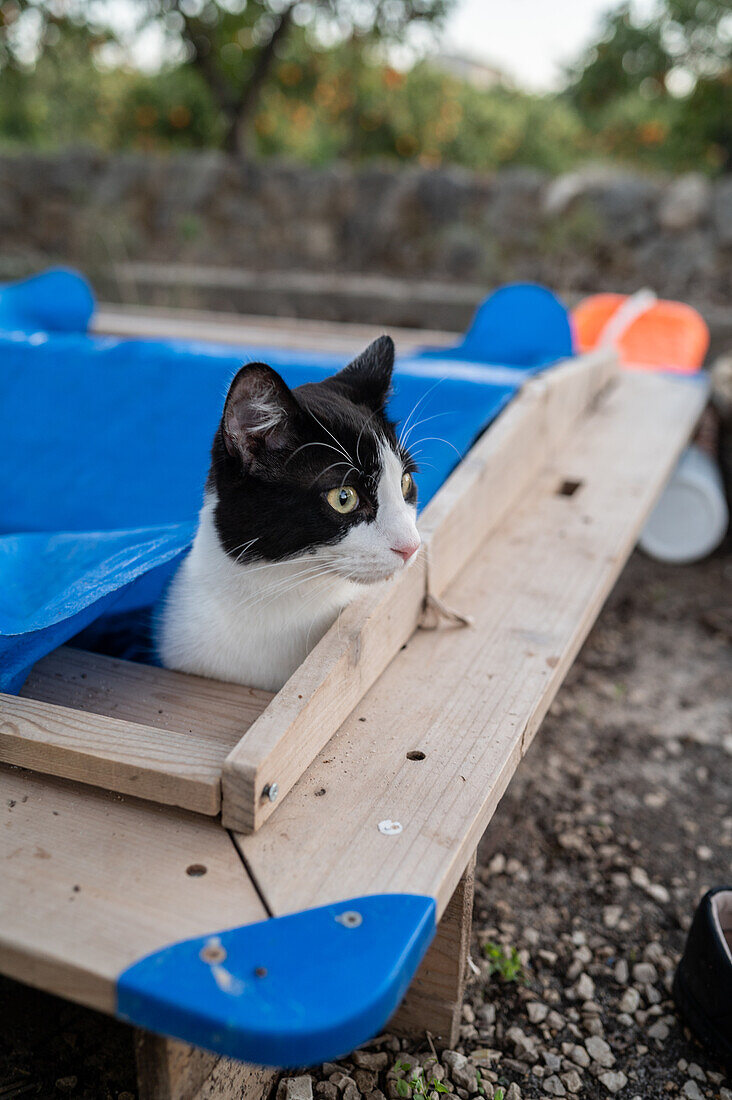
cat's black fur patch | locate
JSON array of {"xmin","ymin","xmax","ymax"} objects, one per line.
[{"xmin": 208, "ymin": 336, "xmax": 417, "ymax": 564}]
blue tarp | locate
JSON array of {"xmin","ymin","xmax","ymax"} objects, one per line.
[{"xmin": 0, "ymin": 270, "xmax": 573, "ymax": 693}]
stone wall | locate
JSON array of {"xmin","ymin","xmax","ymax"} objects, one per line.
[{"xmin": 0, "ymin": 150, "xmax": 730, "ymax": 319}]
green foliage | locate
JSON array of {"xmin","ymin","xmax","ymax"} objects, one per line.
[
  {"xmin": 239, "ymin": 39, "xmax": 589, "ymax": 171},
  {"xmin": 481, "ymin": 940, "xmax": 525, "ymax": 983},
  {"xmin": 0, "ymin": 15, "xmax": 118, "ymax": 148},
  {"xmin": 565, "ymin": 0, "xmax": 731, "ymax": 171},
  {"xmin": 114, "ymin": 66, "xmax": 225, "ymax": 151},
  {"xmin": 394, "ymin": 1059, "xmax": 450, "ymax": 1098},
  {"xmin": 0, "ymin": 0, "xmax": 729, "ymax": 172}
]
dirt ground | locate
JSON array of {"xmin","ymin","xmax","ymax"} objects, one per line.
[{"xmin": 1, "ymin": 549, "xmax": 730, "ymax": 1100}]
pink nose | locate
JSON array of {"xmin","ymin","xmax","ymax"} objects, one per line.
[{"xmin": 391, "ymin": 540, "xmax": 420, "ymax": 563}]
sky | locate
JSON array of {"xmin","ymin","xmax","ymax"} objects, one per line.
[{"xmin": 438, "ymin": 0, "xmax": 657, "ymax": 91}]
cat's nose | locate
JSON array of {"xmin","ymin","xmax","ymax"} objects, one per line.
[{"xmin": 391, "ymin": 539, "xmax": 420, "ymax": 563}]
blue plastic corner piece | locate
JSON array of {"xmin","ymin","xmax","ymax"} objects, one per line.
[
  {"xmin": 117, "ymin": 893, "xmax": 436, "ymax": 1068},
  {"xmin": 420, "ymin": 282, "xmax": 574, "ymax": 369},
  {"xmin": 0, "ymin": 267, "xmax": 95, "ymax": 334}
]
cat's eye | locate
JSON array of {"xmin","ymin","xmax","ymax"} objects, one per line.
[
  {"xmin": 401, "ymin": 472, "xmax": 414, "ymax": 498},
  {"xmin": 327, "ymin": 486, "xmax": 359, "ymax": 514}
]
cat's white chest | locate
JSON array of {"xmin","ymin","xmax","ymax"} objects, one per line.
[{"xmin": 156, "ymin": 500, "xmax": 360, "ymax": 692}]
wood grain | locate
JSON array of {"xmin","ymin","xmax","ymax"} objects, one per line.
[
  {"xmin": 221, "ymin": 555, "xmax": 426, "ymax": 832},
  {"xmin": 391, "ymin": 855, "xmax": 476, "ymax": 1048},
  {"xmin": 235, "ymin": 371, "xmax": 706, "ymax": 921},
  {"xmin": 94, "ymin": 303, "xmax": 457, "ymax": 356},
  {"xmin": 0, "ymin": 766, "xmax": 266, "ymax": 1013},
  {"xmin": 135, "ymin": 1032, "xmax": 277, "ymax": 1100},
  {"xmin": 2, "ymin": 649, "xmax": 272, "ymax": 814},
  {"xmin": 420, "ymin": 347, "xmax": 616, "ymax": 597},
  {"xmin": 22, "ymin": 647, "xmax": 272, "ymax": 738}
]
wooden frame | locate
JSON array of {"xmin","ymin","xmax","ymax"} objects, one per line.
[
  {"xmin": 0, "ymin": 343, "xmax": 616, "ymax": 832},
  {"xmin": 0, "ymin": 354, "xmax": 707, "ymax": 1085}
]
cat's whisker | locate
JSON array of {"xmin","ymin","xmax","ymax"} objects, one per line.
[
  {"xmin": 404, "ymin": 449, "xmax": 437, "ymax": 472},
  {"xmin": 405, "ymin": 434, "xmax": 462, "ymax": 459},
  {"xmin": 397, "ymin": 378, "xmax": 447, "ymax": 450},
  {"xmin": 355, "ymin": 410, "xmax": 378, "ymax": 466},
  {"xmin": 229, "ymin": 557, "xmax": 340, "ymax": 593},
  {"xmin": 224, "ymin": 549, "xmax": 344, "ymax": 579},
  {"xmin": 400, "ymin": 411, "xmax": 452, "ymax": 449},
  {"xmin": 310, "ymin": 461, "xmax": 358, "ymax": 489},
  {"xmin": 307, "ymin": 409, "xmax": 355, "ymax": 467},
  {"xmin": 232, "ymin": 566, "xmax": 340, "ymax": 615},
  {"xmin": 286, "ymin": 440, "xmax": 352, "ymax": 466},
  {"xmin": 231, "ymin": 537, "xmax": 261, "ymax": 565}
]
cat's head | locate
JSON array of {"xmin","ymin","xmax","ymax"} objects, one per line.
[{"xmin": 209, "ymin": 335, "xmax": 420, "ymax": 584}]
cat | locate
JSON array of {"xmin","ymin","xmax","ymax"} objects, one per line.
[{"xmin": 156, "ymin": 335, "xmax": 420, "ymax": 692}]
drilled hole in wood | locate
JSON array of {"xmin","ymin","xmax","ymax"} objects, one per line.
[
  {"xmin": 556, "ymin": 479, "xmax": 583, "ymax": 497},
  {"xmin": 407, "ymin": 750, "xmax": 426, "ymax": 761},
  {"xmin": 186, "ymin": 863, "xmax": 207, "ymax": 877}
]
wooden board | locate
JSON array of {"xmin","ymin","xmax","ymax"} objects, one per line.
[
  {"xmin": 221, "ymin": 546, "xmax": 427, "ymax": 832},
  {"xmin": 0, "ymin": 766, "xmax": 267, "ymax": 1014},
  {"xmin": 135, "ymin": 1032, "xmax": 277, "ymax": 1100},
  {"xmin": 94, "ymin": 302, "xmax": 457, "ymax": 356},
  {"xmin": 234, "ymin": 370, "xmax": 707, "ymax": 920},
  {"xmin": 0, "ymin": 368, "xmax": 705, "ymax": 1063},
  {"xmin": 390, "ymin": 855, "xmax": 475, "ymax": 1048},
  {"xmin": 220, "ymin": 348, "xmax": 616, "ymax": 832},
  {"xmin": 419, "ymin": 349, "xmax": 616, "ymax": 596},
  {"xmin": 2, "ymin": 648, "xmax": 272, "ymax": 814}
]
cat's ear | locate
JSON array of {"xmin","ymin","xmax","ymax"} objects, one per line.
[
  {"xmin": 333, "ymin": 335, "xmax": 394, "ymax": 412},
  {"xmin": 222, "ymin": 363, "xmax": 299, "ymax": 469}
]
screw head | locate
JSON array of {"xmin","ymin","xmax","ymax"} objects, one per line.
[
  {"xmin": 336, "ymin": 910, "xmax": 363, "ymax": 928},
  {"xmin": 262, "ymin": 782, "xmax": 279, "ymax": 803},
  {"xmin": 200, "ymin": 939, "xmax": 227, "ymax": 965}
]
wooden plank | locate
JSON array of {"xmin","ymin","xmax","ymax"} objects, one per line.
[
  {"xmin": 221, "ymin": 350, "xmax": 615, "ymax": 833},
  {"xmin": 391, "ymin": 854, "xmax": 475, "ymax": 1048},
  {"xmin": 0, "ymin": 696, "xmax": 224, "ymax": 815},
  {"xmin": 22, "ymin": 647, "xmax": 272, "ymax": 739},
  {"xmin": 420, "ymin": 347, "xmax": 616, "ymax": 596},
  {"xmin": 135, "ymin": 1032, "xmax": 277, "ymax": 1100},
  {"xmin": 94, "ymin": 303, "xmax": 457, "ymax": 356},
  {"xmin": 235, "ymin": 371, "xmax": 706, "ymax": 920},
  {"xmin": 0, "ymin": 766, "xmax": 267, "ymax": 1014},
  {"xmin": 221, "ymin": 554, "xmax": 426, "ymax": 832},
  {"xmin": 1, "ymin": 649, "xmax": 272, "ymax": 814}
]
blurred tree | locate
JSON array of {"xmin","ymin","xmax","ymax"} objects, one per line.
[
  {"xmin": 0, "ymin": 1, "xmax": 118, "ymax": 146},
  {"xmin": 566, "ymin": 0, "xmax": 731, "ymax": 170},
  {"xmin": 1, "ymin": 1, "xmax": 454, "ymax": 154},
  {"xmin": 151, "ymin": 0, "xmax": 455, "ymax": 153}
]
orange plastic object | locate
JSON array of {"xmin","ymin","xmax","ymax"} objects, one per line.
[{"xmin": 572, "ymin": 293, "xmax": 708, "ymax": 374}]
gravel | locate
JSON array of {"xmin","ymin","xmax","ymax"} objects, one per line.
[{"xmin": 0, "ymin": 551, "xmax": 730, "ymax": 1099}]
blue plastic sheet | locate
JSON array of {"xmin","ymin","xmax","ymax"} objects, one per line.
[{"xmin": 0, "ymin": 271, "xmax": 573, "ymax": 692}]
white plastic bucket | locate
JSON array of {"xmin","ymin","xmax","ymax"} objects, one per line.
[{"xmin": 640, "ymin": 445, "xmax": 729, "ymax": 564}]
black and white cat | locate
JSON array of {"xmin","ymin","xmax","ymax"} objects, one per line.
[{"xmin": 156, "ymin": 336, "xmax": 420, "ymax": 691}]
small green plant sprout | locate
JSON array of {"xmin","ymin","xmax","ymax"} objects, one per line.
[
  {"xmin": 494, "ymin": 1089, "xmax": 505, "ymax": 1100},
  {"xmin": 482, "ymin": 940, "xmax": 525, "ymax": 982},
  {"xmin": 393, "ymin": 1060, "xmax": 449, "ymax": 1098}
]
